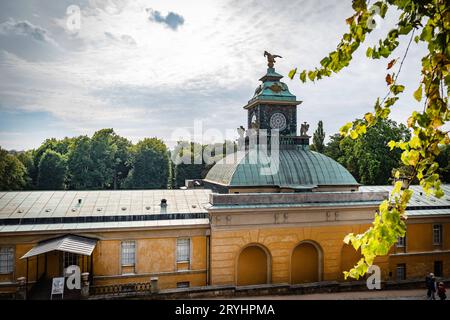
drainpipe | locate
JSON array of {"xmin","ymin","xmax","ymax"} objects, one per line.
[{"xmin": 206, "ymin": 231, "xmax": 211, "ymax": 286}]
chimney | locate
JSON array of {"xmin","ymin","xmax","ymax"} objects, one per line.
[{"xmin": 160, "ymin": 199, "xmax": 167, "ymax": 214}]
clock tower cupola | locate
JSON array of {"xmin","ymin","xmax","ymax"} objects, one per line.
[{"xmin": 244, "ymin": 51, "xmax": 303, "ymax": 145}]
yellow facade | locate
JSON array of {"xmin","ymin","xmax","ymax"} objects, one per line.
[{"xmin": 1, "ymin": 208, "xmax": 449, "ymax": 295}]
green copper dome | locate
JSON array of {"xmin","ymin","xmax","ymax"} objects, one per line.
[{"xmin": 204, "ymin": 148, "xmax": 358, "ymax": 189}]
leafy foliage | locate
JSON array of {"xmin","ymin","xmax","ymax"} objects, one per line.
[
  {"xmin": 172, "ymin": 141, "xmax": 207, "ymax": 188},
  {"xmin": 125, "ymin": 138, "xmax": 169, "ymax": 189},
  {"xmin": 37, "ymin": 150, "xmax": 67, "ymax": 190},
  {"xmin": 329, "ymin": 119, "xmax": 411, "ymax": 185},
  {"xmin": 0, "ymin": 147, "xmax": 27, "ymax": 190},
  {"xmin": 290, "ymin": 0, "xmax": 449, "ymax": 279}
]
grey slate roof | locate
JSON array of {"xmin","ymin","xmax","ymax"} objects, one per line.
[
  {"xmin": 360, "ymin": 185, "xmax": 450, "ymax": 216},
  {"xmin": 0, "ymin": 189, "xmax": 211, "ymax": 219}
]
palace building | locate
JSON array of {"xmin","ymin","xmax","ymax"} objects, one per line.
[{"xmin": 0, "ymin": 55, "xmax": 449, "ymax": 298}]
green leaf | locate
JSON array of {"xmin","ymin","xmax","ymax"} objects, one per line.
[
  {"xmin": 320, "ymin": 57, "xmax": 330, "ymax": 67},
  {"xmin": 390, "ymin": 84, "xmax": 405, "ymax": 95},
  {"xmin": 420, "ymin": 25, "xmax": 433, "ymax": 42},
  {"xmin": 288, "ymin": 68, "xmax": 297, "ymax": 80},
  {"xmin": 413, "ymin": 84, "xmax": 422, "ymax": 102},
  {"xmin": 299, "ymin": 70, "xmax": 307, "ymax": 82}
]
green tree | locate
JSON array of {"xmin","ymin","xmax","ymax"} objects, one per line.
[
  {"xmin": 15, "ymin": 150, "xmax": 34, "ymax": 189},
  {"xmin": 288, "ymin": 0, "xmax": 449, "ymax": 279},
  {"xmin": 172, "ymin": 141, "xmax": 205, "ymax": 188},
  {"xmin": 436, "ymin": 144, "xmax": 450, "ymax": 183},
  {"xmin": 89, "ymin": 129, "xmax": 117, "ymax": 189},
  {"xmin": 324, "ymin": 133, "xmax": 344, "ymax": 160},
  {"xmin": 37, "ymin": 150, "xmax": 67, "ymax": 190},
  {"xmin": 310, "ymin": 121, "xmax": 326, "ymax": 153},
  {"xmin": 334, "ymin": 119, "xmax": 411, "ymax": 185},
  {"xmin": 65, "ymin": 130, "xmax": 132, "ymax": 190},
  {"xmin": 67, "ymin": 136, "xmax": 95, "ymax": 189},
  {"xmin": 0, "ymin": 147, "xmax": 27, "ymax": 190},
  {"xmin": 31, "ymin": 137, "xmax": 75, "ymax": 188},
  {"xmin": 125, "ymin": 138, "xmax": 169, "ymax": 189}
]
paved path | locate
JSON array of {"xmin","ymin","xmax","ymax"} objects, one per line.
[{"xmin": 231, "ymin": 289, "xmax": 434, "ymax": 300}]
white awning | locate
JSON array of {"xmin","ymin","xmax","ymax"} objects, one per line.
[{"xmin": 21, "ymin": 235, "xmax": 97, "ymax": 259}]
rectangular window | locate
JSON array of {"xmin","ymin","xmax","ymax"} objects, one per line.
[
  {"xmin": 63, "ymin": 252, "xmax": 79, "ymax": 269},
  {"xmin": 397, "ymin": 236, "xmax": 406, "ymax": 247},
  {"xmin": 176, "ymin": 281, "xmax": 190, "ymax": 288},
  {"xmin": 396, "ymin": 264, "xmax": 406, "ymax": 281},
  {"xmin": 433, "ymin": 224, "xmax": 443, "ymax": 245},
  {"xmin": 434, "ymin": 261, "xmax": 443, "ymax": 277},
  {"xmin": 121, "ymin": 241, "xmax": 135, "ymax": 266},
  {"xmin": 0, "ymin": 247, "xmax": 14, "ymax": 274},
  {"xmin": 177, "ymin": 238, "xmax": 190, "ymax": 263}
]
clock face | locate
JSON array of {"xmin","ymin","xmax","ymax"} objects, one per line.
[{"xmin": 270, "ymin": 112, "xmax": 287, "ymax": 130}]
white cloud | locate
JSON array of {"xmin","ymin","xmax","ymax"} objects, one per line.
[{"xmin": 0, "ymin": 0, "xmax": 437, "ymax": 150}]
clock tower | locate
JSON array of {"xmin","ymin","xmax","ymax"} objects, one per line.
[{"xmin": 243, "ymin": 51, "xmax": 307, "ymax": 148}]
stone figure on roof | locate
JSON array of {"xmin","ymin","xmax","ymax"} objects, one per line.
[
  {"xmin": 300, "ymin": 122, "xmax": 310, "ymax": 136},
  {"xmin": 264, "ymin": 51, "xmax": 282, "ymax": 68}
]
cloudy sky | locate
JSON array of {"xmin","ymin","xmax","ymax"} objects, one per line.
[{"xmin": 0, "ymin": 0, "xmax": 430, "ymax": 150}]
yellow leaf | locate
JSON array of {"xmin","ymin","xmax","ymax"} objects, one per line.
[
  {"xmin": 356, "ymin": 124, "xmax": 367, "ymax": 135},
  {"xmin": 340, "ymin": 122, "xmax": 353, "ymax": 136},
  {"xmin": 408, "ymin": 150, "xmax": 420, "ymax": 166},
  {"xmin": 387, "ymin": 140, "xmax": 396, "ymax": 150},
  {"xmin": 394, "ymin": 170, "xmax": 400, "ymax": 179},
  {"xmin": 350, "ymin": 130, "xmax": 358, "ymax": 140},
  {"xmin": 409, "ymin": 136, "xmax": 421, "ymax": 149},
  {"xmin": 393, "ymin": 181, "xmax": 403, "ymax": 194},
  {"xmin": 413, "ymin": 85, "xmax": 422, "ymax": 102}
]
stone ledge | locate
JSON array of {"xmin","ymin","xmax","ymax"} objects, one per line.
[{"xmin": 87, "ymin": 277, "xmax": 450, "ymax": 300}]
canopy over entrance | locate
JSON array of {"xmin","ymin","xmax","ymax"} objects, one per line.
[{"xmin": 21, "ymin": 235, "xmax": 97, "ymax": 259}]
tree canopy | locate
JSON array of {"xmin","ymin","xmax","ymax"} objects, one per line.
[
  {"xmin": 310, "ymin": 121, "xmax": 326, "ymax": 153},
  {"xmin": 0, "ymin": 147, "xmax": 27, "ymax": 190},
  {"xmin": 330, "ymin": 118, "xmax": 411, "ymax": 185},
  {"xmin": 125, "ymin": 138, "xmax": 169, "ymax": 189},
  {"xmin": 37, "ymin": 149, "xmax": 67, "ymax": 190}
]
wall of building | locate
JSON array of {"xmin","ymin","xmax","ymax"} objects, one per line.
[
  {"xmin": 0, "ymin": 226, "xmax": 209, "ymax": 291},
  {"xmin": 1, "ymin": 215, "xmax": 450, "ymax": 294},
  {"xmin": 209, "ymin": 223, "xmax": 390, "ymax": 286},
  {"xmin": 92, "ymin": 235, "xmax": 207, "ymax": 289},
  {"xmin": 388, "ymin": 219, "xmax": 450, "ymax": 280}
]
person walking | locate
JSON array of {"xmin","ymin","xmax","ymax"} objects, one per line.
[
  {"xmin": 437, "ymin": 282, "xmax": 447, "ymax": 300},
  {"xmin": 426, "ymin": 273, "xmax": 436, "ymax": 300}
]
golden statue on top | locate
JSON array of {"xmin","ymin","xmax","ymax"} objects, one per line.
[{"xmin": 264, "ymin": 51, "xmax": 282, "ymax": 68}]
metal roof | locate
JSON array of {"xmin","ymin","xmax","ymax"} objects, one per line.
[
  {"xmin": 244, "ymin": 67, "xmax": 301, "ymax": 108},
  {"xmin": 0, "ymin": 218, "xmax": 210, "ymax": 234},
  {"xmin": 359, "ymin": 185, "xmax": 450, "ymax": 208},
  {"xmin": 20, "ymin": 235, "xmax": 97, "ymax": 259},
  {"xmin": 204, "ymin": 149, "xmax": 358, "ymax": 187},
  {"xmin": 0, "ymin": 189, "xmax": 211, "ymax": 220}
]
